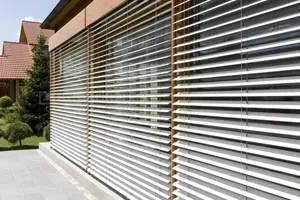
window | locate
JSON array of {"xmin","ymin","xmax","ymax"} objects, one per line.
[
  {"xmin": 172, "ymin": 0, "xmax": 300, "ymax": 199},
  {"xmin": 50, "ymin": 31, "xmax": 89, "ymax": 169},
  {"xmin": 88, "ymin": 1, "xmax": 172, "ymax": 199}
]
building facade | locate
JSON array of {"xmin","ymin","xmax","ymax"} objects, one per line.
[
  {"xmin": 43, "ymin": 0, "xmax": 300, "ymax": 199},
  {"xmin": 0, "ymin": 21, "xmax": 54, "ymax": 101}
]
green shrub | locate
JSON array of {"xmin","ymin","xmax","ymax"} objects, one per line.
[
  {"xmin": 43, "ymin": 123, "xmax": 50, "ymax": 141},
  {"xmin": 5, "ymin": 106, "xmax": 14, "ymax": 113},
  {"xmin": 4, "ymin": 112, "xmax": 21, "ymax": 124},
  {"xmin": 6, "ymin": 104, "xmax": 21, "ymax": 114},
  {"xmin": 4, "ymin": 122, "xmax": 33, "ymax": 146},
  {"xmin": 35, "ymin": 122, "xmax": 47, "ymax": 137},
  {"xmin": 0, "ymin": 119, "xmax": 5, "ymax": 126},
  {"xmin": 0, "ymin": 96, "xmax": 13, "ymax": 108},
  {"xmin": 21, "ymin": 114, "xmax": 40, "ymax": 133},
  {"xmin": 0, "ymin": 108, "xmax": 5, "ymax": 118},
  {"xmin": 0, "ymin": 127, "xmax": 4, "ymax": 137}
]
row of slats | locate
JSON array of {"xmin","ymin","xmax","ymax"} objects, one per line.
[
  {"xmin": 173, "ymin": 0, "xmax": 300, "ymax": 199},
  {"xmin": 88, "ymin": 1, "xmax": 172, "ymax": 200},
  {"xmin": 50, "ymin": 31, "xmax": 89, "ymax": 169}
]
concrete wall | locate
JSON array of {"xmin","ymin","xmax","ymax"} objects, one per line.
[{"xmin": 49, "ymin": 0, "xmax": 125, "ymax": 51}]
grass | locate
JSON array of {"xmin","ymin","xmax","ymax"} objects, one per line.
[{"xmin": 0, "ymin": 136, "xmax": 47, "ymax": 151}]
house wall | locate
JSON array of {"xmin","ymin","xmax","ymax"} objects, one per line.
[
  {"xmin": 0, "ymin": 81, "xmax": 9, "ymax": 99},
  {"xmin": 49, "ymin": 10, "xmax": 86, "ymax": 52},
  {"xmin": 8, "ymin": 80, "xmax": 16, "ymax": 101},
  {"xmin": 15, "ymin": 80, "xmax": 24, "ymax": 100},
  {"xmin": 19, "ymin": 27, "xmax": 27, "ymax": 43},
  {"xmin": 0, "ymin": 80, "xmax": 17, "ymax": 101},
  {"xmin": 54, "ymin": 0, "xmax": 93, "ymax": 31},
  {"xmin": 85, "ymin": 0, "xmax": 125, "ymax": 26}
]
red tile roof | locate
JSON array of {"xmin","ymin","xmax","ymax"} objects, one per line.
[
  {"xmin": 22, "ymin": 21, "xmax": 54, "ymax": 45},
  {"xmin": 0, "ymin": 42, "xmax": 32, "ymax": 79},
  {"xmin": 0, "ymin": 21, "xmax": 53, "ymax": 80}
]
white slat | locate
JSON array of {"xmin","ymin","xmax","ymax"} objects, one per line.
[
  {"xmin": 88, "ymin": 1, "xmax": 172, "ymax": 199},
  {"xmin": 173, "ymin": 0, "xmax": 300, "ymax": 199},
  {"xmin": 50, "ymin": 30, "xmax": 88, "ymax": 170}
]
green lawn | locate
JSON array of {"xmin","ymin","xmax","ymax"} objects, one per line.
[{"xmin": 0, "ymin": 136, "xmax": 47, "ymax": 151}]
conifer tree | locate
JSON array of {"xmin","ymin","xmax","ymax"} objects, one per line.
[{"xmin": 18, "ymin": 35, "xmax": 50, "ymax": 133}]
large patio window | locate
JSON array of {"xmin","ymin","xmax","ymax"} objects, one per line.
[
  {"xmin": 172, "ymin": 0, "xmax": 300, "ymax": 199},
  {"xmin": 50, "ymin": 31, "xmax": 89, "ymax": 169},
  {"xmin": 88, "ymin": 1, "xmax": 172, "ymax": 199}
]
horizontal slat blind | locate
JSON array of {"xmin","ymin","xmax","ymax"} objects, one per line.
[
  {"xmin": 88, "ymin": 1, "xmax": 172, "ymax": 200},
  {"xmin": 173, "ymin": 0, "xmax": 300, "ymax": 199},
  {"xmin": 50, "ymin": 31, "xmax": 89, "ymax": 169}
]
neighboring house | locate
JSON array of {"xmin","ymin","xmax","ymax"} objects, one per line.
[
  {"xmin": 0, "ymin": 21, "xmax": 54, "ymax": 101},
  {"xmin": 42, "ymin": 1, "xmax": 300, "ymax": 200}
]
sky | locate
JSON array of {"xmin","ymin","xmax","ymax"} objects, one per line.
[{"xmin": 0, "ymin": 0, "xmax": 59, "ymax": 54}]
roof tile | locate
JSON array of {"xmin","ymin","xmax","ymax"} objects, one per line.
[
  {"xmin": 0, "ymin": 21, "xmax": 53, "ymax": 79},
  {"xmin": 0, "ymin": 42, "xmax": 32, "ymax": 79},
  {"xmin": 22, "ymin": 21, "xmax": 54, "ymax": 45}
]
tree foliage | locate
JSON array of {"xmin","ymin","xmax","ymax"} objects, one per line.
[
  {"xmin": 18, "ymin": 35, "xmax": 50, "ymax": 133},
  {"xmin": 4, "ymin": 122, "xmax": 33, "ymax": 146},
  {"xmin": 4, "ymin": 112, "xmax": 21, "ymax": 124},
  {"xmin": 43, "ymin": 123, "xmax": 50, "ymax": 141},
  {"xmin": 0, "ymin": 127, "xmax": 4, "ymax": 138},
  {"xmin": 0, "ymin": 96, "xmax": 13, "ymax": 108},
  {"xmin": 0, "ymin": 108, "xmax": 5, "ymax": 118}
]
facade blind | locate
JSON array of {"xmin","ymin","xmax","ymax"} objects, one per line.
[
  {"xmin": 48, "ymin": 0, "xmax": 300, "ymax": 200},
  {"xmin": 50, "ymin": 30, "xmax": 89, "ymax": 169},
  {"xmin": 172, "ymin": 0, "xmax": 300, "ymax": 199},
  {"xmin": 88, "ymin": 1, "xmax": 172, "ymax": 200}
]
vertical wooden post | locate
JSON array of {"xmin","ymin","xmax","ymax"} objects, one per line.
[
  {"xmin": 170, "ymin": 0, "xmax": 176, "ymax": 199},
  {"xmin": 49, "ymin": 51, "xmax": 55, "ymax": 146},
  {"xmin": 15, "ymin": 80, "xmax": 19, "ymax": 100},
  {"xmin": 87, "ymin": 27, "xmax": 92, "ymax": 173}
]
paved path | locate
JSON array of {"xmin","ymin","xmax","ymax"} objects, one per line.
[{"xmin": 0, "ymin": 150, "xmax": 89, "ymax": 200}]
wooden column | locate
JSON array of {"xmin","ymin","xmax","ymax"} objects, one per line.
[
  {"xmin": 171, "ymin": 0, "xmax": 188, "ymax": 199},
  {"xmin": 8, "ymin": 80, "xmax": 16, "ymax": 101},
  {"xmin": 170, "ymin": 0, "xmax": 177, "ymax": 199},
  {"xmin": 87, "ymin": 27, "xmax": 92, "ymax": 173},
  {"xmin": 16, "ymin": 80, "xmax": 19, "ymax": 97},
  {"xmin": 49, "ymin": 50, "xmax": 56, "ymax": 145}
]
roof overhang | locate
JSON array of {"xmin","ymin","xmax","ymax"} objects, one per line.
[{"xmin": 41, "ymin": 0, "xmax": 82, "ymax": 29}]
